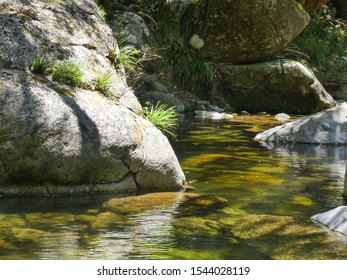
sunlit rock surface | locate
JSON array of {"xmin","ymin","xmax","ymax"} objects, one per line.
[
  {"xmin": 255, "ymin": 104, "xmax": 347, "ymax": 144},
  {"xmin": 0, "ymin": 0, "xmax": 185, "ymax": 195},
  {"xmin": 312, "ymin": 206, "xmax": 347, "ymax": 236}
]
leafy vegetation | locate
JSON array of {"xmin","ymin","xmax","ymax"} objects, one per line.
[
  {"xmin": 95, "ymin": 0, "xmax": 107, "ymax": 19},
  {"xmin": 285, "ymin": 9, "xmax": 347, "ymax": 85},
  {"xmin": 51, "ymin": 61, "xmax": 83, "ymax": 87},
  {"xmin": 117, "ymin": 43, "xmax": 142, "ymax": 75},
  {"xmin": 143, "ymin": 102, "xmax": 178, "ymax": 138}
]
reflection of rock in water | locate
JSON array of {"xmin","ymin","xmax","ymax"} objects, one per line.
[{"xmin": 259, "ymin": 142, "xmax": 347, "ymax": 194}]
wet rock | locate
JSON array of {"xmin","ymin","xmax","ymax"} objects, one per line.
[
  {"xmin": 174, "ymin": 217, "xmax": 224, "ymax": 237},
  {"xmin": 232, "ymin": 214, "xmax": 340, "ymax": 259},
  {"xmin": 183, "ymin": 0, "xmax": 310, "ymax": 63},
  {"xmin": 104, "ymin": 192, "xmax": 187, "ymax": 214},
  {"xmin": 104, "ymin": 192, "xmax": 228, "ymax": 215},
  {"xmin": 311, "ymin": 206, "xmax": 347, "ymax": 236},
  {"xmin": 215, "ymin": 59, "xmax": 336, "ymax": 114},
  {"xmin": 255, "ymin": 104, "xmax": 347, "ymax": 145}
]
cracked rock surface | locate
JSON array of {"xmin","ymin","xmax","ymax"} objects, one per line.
[
  {"xmin": 0, "ymin": 0, "xmax": 185, "ymax": 196},
  {"xmin": 182, "ymin": 0, "xmax": 310, "ymax": 63}
]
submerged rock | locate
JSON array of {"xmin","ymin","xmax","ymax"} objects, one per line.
[
  {"xmin": 255, "ymin": 104, "xmax": 347, "ymax": 145},
  {"xmin": 183, "ymin": 0, "xmax": 310, "ymax": 63},
  {"xmin": 104, "ymin": 192, "xmax": 228, "ymax": 215},
  {"xmin": 214, "ymin": 59, "xmax": 336, "ymax": 114},
  {"xmin": 311, "ymin": 206, "xmax": 347, "ymax": 236}
]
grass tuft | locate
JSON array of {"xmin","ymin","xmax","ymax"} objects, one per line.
[
  {"xmin": 95, "ymin": 71, "xmax": 113, "ymax": 97},
  {"xmin": 51, "ymin": 61, "xmax": 83, "ymax": 87},
  {"xmin": 143, "ymin": 102, "xmax": 178, "ymax": 138},
  {"xmin": 31, "ymin": 47, "xmax": 50, "ymax": 75}
]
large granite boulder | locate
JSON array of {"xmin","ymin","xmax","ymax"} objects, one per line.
[
  {"xmin": 0, "ymin": 0, "xmax": 185, "ymax": 196},
  {"xmin": 311, "ymin": 206, "xmax": 347, "ymax": 236},
  {"xmin": 214, "ymin": 59, "xmax": 336, "ymax": 114},
  {"xmin": 183, "ymin": 0, "xmax": 310, "ymax": 63},
  {"xmin": 255, "ymin": 104, "xmax": 347, "ymax": 145}
]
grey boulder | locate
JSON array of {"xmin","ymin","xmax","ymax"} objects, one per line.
[
  {"xmin": 311, "ymin": 206, "xmax": 347, "ymax": 236},
  {"xmin": 183, "ymin": 0, "xmax": 310, "ymax": 63},
  {"xmin": 0, "ymin": 70, "xmax": 185, "ymax": 195},
  {"xmin": 214, "ymin": 59, "xmax": 336, "ymax": 114},
  {"xmin": 255, "ymin": 104, "xmax": 347, "ymax": 145}
]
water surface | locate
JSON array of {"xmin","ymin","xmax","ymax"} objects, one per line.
[{"xmin": 1, "ymin": 115, "xmax": 347, "ymax": 259}]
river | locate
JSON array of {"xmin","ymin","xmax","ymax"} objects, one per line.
[{"xmin": 0, "ymin": 115, "xmax": 347, "ymax": 259}]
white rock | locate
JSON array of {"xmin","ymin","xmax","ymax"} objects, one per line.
[
  {"xmin": 311, "ymin": 206, "xmax": 347, "ymax": 236},
  {"xmin": 275, "ymin": 113, "xmax": 291, "ymax": 122},
  {"xmin": 255, "ymin": 104, "xmax": 347, "ymax": 145}
]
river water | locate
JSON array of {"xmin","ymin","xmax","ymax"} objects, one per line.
[{"xmin": 1, "ymin": 115, "xmax": 347, "ymax": 259}]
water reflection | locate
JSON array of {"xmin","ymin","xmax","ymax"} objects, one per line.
[{"xmin": 1, "ymin": 116, "xmax": 347, "ymax": 259}]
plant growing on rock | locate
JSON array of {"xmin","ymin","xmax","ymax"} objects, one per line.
[
  {"xmin": 51, "ymin": 61, "xmax": 83, "ymax": 87},
  {"xmin": 95, "ymin": 71, "xmax": 113, "ymax": 97},
  {"xmin": 143, "ymin": 102, "xmax": 178, "ymax": 138},
  {"xmin": 31, "ymin": 47, "xmax": 50, "ymax": 75},
  {"xmin": 95, "ymin": 0, "xmax": 106, "ymax": 19}
]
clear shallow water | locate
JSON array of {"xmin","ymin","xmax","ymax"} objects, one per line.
[{"xmin": 1, "ymin": 115, "xmax": 347, "ymax": 260}]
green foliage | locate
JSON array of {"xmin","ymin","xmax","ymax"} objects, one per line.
[
  {"xmin": 155, "ymin": 12, "xmax": 180, "ymax": 43},
  {"xmin": 167, "ymin": 49, "xmax": 214, "ymax": 93},
  {"xmin": 31, "ymin": 47, "xmax": 50, "ymax": 75},
  {"xmin": 143, "ymin": 102, "xmax": 178, "ymax": 138},
  {"xmin": 51, "ymin": 61, "xmax": 83, "ymax": 87},
  {"xmin": 95, "ymin": 0, "xmax": 106, "ymax": 19},
  {"xmin": 117, "ymin": 43, "xmax": 142, "ymax": 74},
  {"xmin": 287, "ymin": 14, "xmax": 347, "ymax": 83},
  {"xmin": 95, "ymin": 71, "xmax": 113, "ymax": 97}
]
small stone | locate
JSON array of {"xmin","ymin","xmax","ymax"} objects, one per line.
[{"xmin": 275, "ymin": 113, "xmax": 291, "ymax": 122}]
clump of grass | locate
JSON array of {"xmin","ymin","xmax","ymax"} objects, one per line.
[
  {"xmin": 95, "ymin": 71, "xmax": 113, "ymax": 97},
  {"xmin": 117, "ymin": 43, "xmax": 143, "ymax": 75},
  {"xmin": 156, "ymin": 12, "xmax": 180, "ymax": 43},
  {"xmin": 51, "ymin": 61, "xmax": 83, "ymax": 87},
  {"xmin": 31, "ymin": 47, "xmax": 50, "ymax": 74},
  {"xmin": 143, "ymin": 102, "xmax": 178, "ymax": 138}
]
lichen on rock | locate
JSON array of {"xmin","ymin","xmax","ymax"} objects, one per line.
[{"xmin": 0, "ymin": 0, "xmax": 185, "ymax": 196}]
